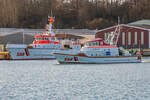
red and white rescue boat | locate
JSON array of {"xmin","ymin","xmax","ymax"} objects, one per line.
[
  {"xmin": 6, "ymin": 17, "xmax": 62, "ymax": 60},
  {"xmin": 53, "ymin": 38, "xmax": 141, "ymax": 64}
]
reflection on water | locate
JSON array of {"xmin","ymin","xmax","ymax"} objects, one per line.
[{"xmin": 0, "ymin": 58, "xmax": 150, "ymax": 100}]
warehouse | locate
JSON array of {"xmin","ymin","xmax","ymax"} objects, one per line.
[{"xmin": 95, "ymin": 20, "xmax": 150, "ymax": 48}]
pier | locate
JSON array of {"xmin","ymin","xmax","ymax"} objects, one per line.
[
  {"xmin": 0, "ymin": 45, "xmax": 11, "ymax": 60},
  {"xmin": 0, "ymin": 52, "xmax": 11, "ymax": 60}
]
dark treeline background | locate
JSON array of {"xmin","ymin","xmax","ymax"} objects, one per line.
[{"xmin": 0, "ymin": 0, "xmax": 150, "ymax": 29}]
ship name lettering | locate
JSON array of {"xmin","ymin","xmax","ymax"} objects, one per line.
[
  {"xmin": 17, "ymin": 52, "xmax": 25, "ymax": 56},
  {"xmin": 64, "ymin": 58, "xmax": 73, "ymax": 61}
]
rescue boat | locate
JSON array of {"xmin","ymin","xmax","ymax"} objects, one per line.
[
  {"xmin": 53, "ymin": 25, "xmax": 142, "ymax": 64},
  {"xmin": 6, "ymin": 16, "xmax": 62, "ymax": 60}
]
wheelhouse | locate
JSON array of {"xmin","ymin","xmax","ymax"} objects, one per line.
[
  {"xmin": 33, "ymin": 35, "xmax": 59, "ymax": 45},
  {"xmin": 85, "ymin": 38, "xmax": 109, "ymax": 47}
]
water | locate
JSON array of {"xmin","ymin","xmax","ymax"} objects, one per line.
[{"xmin": 0, "ymin": 58, "xmax": 150, "ymax": 100}]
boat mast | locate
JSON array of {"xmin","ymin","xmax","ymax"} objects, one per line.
[
  {"xmin": 109, "ymin": 16, "xmax": 120, "ymax": 46},
  {"xmin": 114, "ymin": 16, "xmax": 121, "ymax": 46},
  {"xmin": 47, "ymin": 10, "xmax": 55, "ymax": 36},
  {"xmin": 48, "ymin": 16, "xmax": 55, "ymax": 35}
]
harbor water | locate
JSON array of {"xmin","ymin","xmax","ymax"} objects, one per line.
[{"xmin": 0, "ymin": 58, "xmax": 150, "ymax": 100}]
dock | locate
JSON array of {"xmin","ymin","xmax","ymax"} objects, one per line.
[
  {"xmin": 0, "ymin": 52, "xmax": 11, "ymax": 60},
  {"xmin": 0, "ymin": 45, "xmax": 11, "ymax": 60},
  {"xmin": 143, "ymin": 49, "xmax": 150, "ymax": 56}
]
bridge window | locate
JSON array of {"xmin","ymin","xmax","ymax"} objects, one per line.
[
  {"xmin": 89, "ymin": 42, "xmax": 92, "ymax": 46},
  {"xmin": 96, "ymin": 42, "xmax": 99, "ymax": 46},
  {"xmin": 44, "ymin": 37, "xmax": 49, "ymax": 41},
  {"xmin": 51, "ymin": 37, "xmax": 55, "ymax": 40},
  {"xmin": 35, "ymin": 37, "xmax": 43, "ymax": 41},
  {"xmin": 93, "ymin": 42, "xmax": 96, "ymax": 46}
]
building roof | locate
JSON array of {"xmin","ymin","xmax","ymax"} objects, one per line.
[
  {"xmin": 96, "ymin": 20, "xmax": 150, "ymax": 33},
  {"xmin": 0, "ymin": 33, "xmax": 34, "ymax": 44},
  {"xmin": 128, "ymin": 24, "xmax": 150, "ymax": 29},
  {"xmin": 128, "ymin": 20, "xmax": 150, "ymax": 29},
  {"xmin": 0, "ymin": 31, "xmax": 85, "ymax": 44},
  {"xmin": 129, "ymin": 20, "xmax": 150, "ymax": 26},
  {"xmin": 56, "ymin": 34, "xmax": 84, "ymax": 39},
  {"xmin": 0, "ymin": 28, "xmax": 96, "ymax": 36},
  {"xmin": 54, "ymin": 29, "xmax": 96, "ymax": 35},
  {"xmin": 97, "ymin": 24, "xmax": 150, "ymax": 33}
]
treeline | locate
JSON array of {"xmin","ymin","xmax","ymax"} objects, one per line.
[{"xmin": 0, "ymin": 0, "xmax": 150, "ymax": 29}]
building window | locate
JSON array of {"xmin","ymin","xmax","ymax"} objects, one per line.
[
  {"xmin": 134, "ymin": 32, "xmax": 137, "ymax": 45},
  {"xmin": 141, "ymin": 32, "xmax": 144, "ymax": 45},
  {"xmin": 122, "ymin": 32, "xmax": 125, "ymax": 45},
  {"xmin": 128, "ymin": 32, "xmax": 131, "ymax": 45}
]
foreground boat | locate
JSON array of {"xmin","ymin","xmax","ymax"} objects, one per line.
[
  {"xmin": 53, "ymin": 22, "xmax": 142, "ymax": 64},
  {"xmin": 6, "ymin": 17, "xmax": 62, "ymax": 60},
  {"xmin": 53, "ymin": 38, "xmax": 141, "ymax": 64}
]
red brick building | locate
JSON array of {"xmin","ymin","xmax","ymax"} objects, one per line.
[{"xmin": 95, "ymin": 24, "xmax": 150, "ymax": 48}]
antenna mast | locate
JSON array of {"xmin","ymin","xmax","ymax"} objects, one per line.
[{"xmin": 47, "ymin": 10, "xmax": 55, "ymax": 36}]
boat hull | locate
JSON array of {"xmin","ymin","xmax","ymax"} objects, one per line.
[
  {"xmin": 53, "ymin": 53, "xmax": 141, "ymax": 64},
  {"xmin": 7, "ymin": 44, "xmax": 57, "ymax": 60}
]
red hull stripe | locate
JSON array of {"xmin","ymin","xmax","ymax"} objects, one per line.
[{"xmin": 24, "ymin": 48, "xmax": 30, "ymax": 56}]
